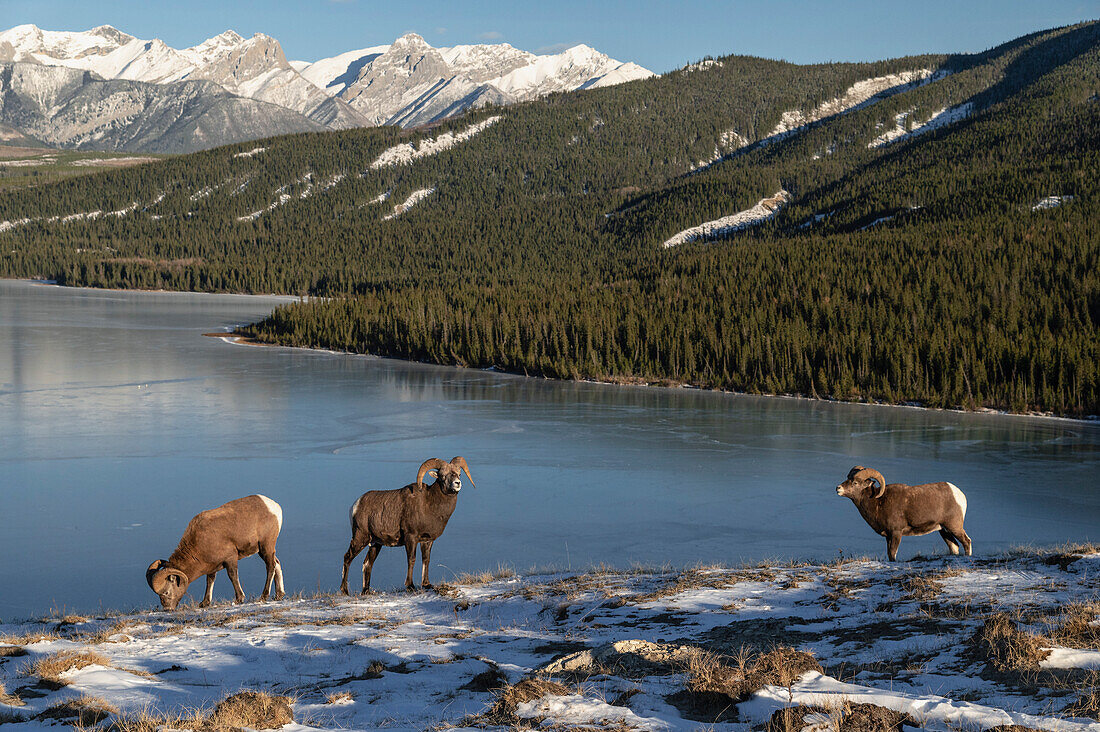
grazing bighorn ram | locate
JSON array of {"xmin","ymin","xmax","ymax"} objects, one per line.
[
  {"xmin": 341, "ymin": 456, "xmax": 474, "ymax": 594},
  {"xmin": 146, "ymin": 494, "xmax": 285, "ymax": 610},
  {"xmin": 835, "ymin": 466, "xmax": 972, "ymax": 561}
]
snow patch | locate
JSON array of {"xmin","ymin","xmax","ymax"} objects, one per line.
[
  {"xmin": 868, "ymin": 103, "xmax": 973, "ymax": 148},
  {"xmin": 237, "ymin": 193, "xmax": 292, "ymax": 222},
  {"xmin": 740, "ymin": 672, "xmax": 1100, "ymax": 732},
  {"xmin": 683, "ymin": 59, "xmax": 723, "ymax": 73},
  {"xmin": 772, "ymin": 70, "xmax": 945, "ymax": 139},
  {"xmin": 369, "ymin": 116, "xmax": 502, "ymax": 169},
  {"xmin": 233, "ymin": 146, "xmax": 266, "ymax": 159},
  {"xmin": 515, "ymin": 694, "xmax": 672, "ymax": 730},
  {"xmin": 663, "ymin": 190, "xmax": 790, "ymax": 248},
  {"xmin": 382, "ymin": 188, "xmax": 435, "ymax": 220},
  {"xmin": 1032, "ymin": 195, "xmax": 1075, "ymax": 211},
  {"xmin": 1040, "ymin": 647, "xmax": 1100, "ymax": 670},
  {"xmin": 691, "ymin": 128, "xmax": 749, "ymax": 171}
]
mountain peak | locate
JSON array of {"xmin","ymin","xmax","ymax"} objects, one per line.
[{"xmin": 392, "ymin": 32, "xmax": 430, "ymax": 49}]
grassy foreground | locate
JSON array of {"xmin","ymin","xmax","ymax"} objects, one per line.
[{"xmin": 0, "ymin": 545, "xmax": 1098, "ymax": 731}]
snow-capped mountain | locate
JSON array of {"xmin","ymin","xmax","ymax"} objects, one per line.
[
  {"xmin": 298, "ymin": 33, "xmax": 656, "ymax": 126},
  {"xmin": 0, "ymin": 23, "xmax": 654, "ymax": 149},
  {"xmin": 0, "ymin": 62, "xmax": 325, "ymax": 153}
]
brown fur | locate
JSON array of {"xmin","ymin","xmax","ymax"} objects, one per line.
[
  {"xmin": 836, "ymin": 466, "xmax": 971, "ymax": 561},
  {"xmin": 341, "ymin": 457, "xmax": 473, "ymax": 593},
  {"xmin": 146, "ymin": 495, "xmax": 284, "ymax": 610}
]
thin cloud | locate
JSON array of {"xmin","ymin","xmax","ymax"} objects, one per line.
[
  {"xmin": 477, "ymin": 30, "xmax": 503, "ymax": 41},
  {"xmin": 435, "ymin": 27, "xmax": 448, "ymax": 35}
]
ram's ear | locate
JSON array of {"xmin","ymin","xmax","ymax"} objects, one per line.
[{"xmin": 429, "ymin": 470, "xmax": 438, "ymax": 479}]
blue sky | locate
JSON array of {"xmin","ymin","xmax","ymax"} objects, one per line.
[{"xmin": 2, "ymin": 0, "xmax": 1095, "ymax": 72}]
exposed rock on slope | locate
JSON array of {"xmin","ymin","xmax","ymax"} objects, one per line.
[{"xmin": 0, "ymin": 62, "xmax": 324, "ymax": 153}]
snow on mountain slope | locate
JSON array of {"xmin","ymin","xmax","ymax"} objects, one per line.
[
  {"xmin": 867, "ymin": 102, "xmax": 973, "ymax": 147},
  {"xmin": 438, "ymin": 43, "xmax": 537, "ymax": 83},
  {"xmin": 369, "ymin": 115, "xmax": 502, "ymax": 169},
  {"xmin": 305, "ymin": 34, "xmax": 654, "ymax": 126},
  {"xmin": 768, "ymin": 69, "xmax": 942, "ymax": 138},
  {"xmin": 487, "ymin": 44, "xmax": 654, "ymax": 101},
  {"xmin": 0, "ymin": 24, "xmax": 133, "ymax": 64},
  {"xmin": 296, "ymin": 45, "xmax": 388, "ymax": 96},
  {"xmin": 662, "ymin": 190, "xmax": 790, "ymax": 248}
]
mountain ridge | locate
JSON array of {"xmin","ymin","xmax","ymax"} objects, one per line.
[{"xmin": 0, "ymin": 23, "xmax": 653, "ymax": 148}]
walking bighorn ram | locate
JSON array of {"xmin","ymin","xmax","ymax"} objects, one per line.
[
  {"xmin": 146, "ymin": 494, "xmax": 285, "ymax": 610},
  {"xmin": 341, "ymin": 456, "xmax": 474, "ymax": 594},
  {"xmin": 835, "ymin": 466, "xmax": 972, "ymax": 561}
]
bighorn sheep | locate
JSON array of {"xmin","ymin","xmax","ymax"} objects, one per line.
[
  {"xmin": 341, "ymin": 456, "xmax": 474, "ymax": 594},
  {"xmin": 146, "ymin": 494, "xmax": 285, "ymax": 610},
  {"xmin": 835, "ymin": 466, "xmax": 972, "ymax": 561}
]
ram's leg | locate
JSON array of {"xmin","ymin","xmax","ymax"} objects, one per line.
[
  {"xmin": 939, "ymin": 529, "xmax": 961, "ymax": 555},
  {"xmin": 362, "ymin": 545, "xmax": 381, "ymax": 594},
  {"xmin": 273, "ymin": 558, "xmax": 285, "ymax": 600},
  {"xmin": 886, "ymin": 533, "xmax": 902, "ymax": 562},
  {"xmin": 404, "ymin": 538, "xmax": 417, "ymax": 592},
  {"xmin": 260, "ymin": 550, "xmax": 277, "ymax": 601},
  {"xmin": 342, "ymin": 533, "xmax": 369, "ymax": 595},
  {"xmin": 199, "ymin": 573, "xmax": 217, "ymax": 608},
  {"xmin": 952, "ymin": 526, "xmax": 973, "ymax": 556},
  {"xmin": 225, "ymin": 560, "xmax": 246, "ymax": 603},
  {"xmin": 420, "ymin": 540, "xmax": 434, "ymax": 590}
]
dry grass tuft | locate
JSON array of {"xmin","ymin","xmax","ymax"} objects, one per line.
[
  {"xmin": 971, "ymin": 614, "xmax": 1051, "ymax": 673},
  {"xmin": 22, "ymin": 650, "xmax": 153, "ymax": 687},
  {"xmin": 667, "ymin": 645, "xmax": 822, "ymax": 723},
  {"xmin": 0, "ymin": 645, "xmax": 27, "ymax": 658},
  {"xmin": 0, "ymin": 631, "xmax": 60, "ymax": 646},
  {"xmin": 324, "ymin": 690, "xmax": 355, "ymax": 705},
  {"xmin": 1048, "ymin": 602, "xmax": 1100, "ymax": 648},
  {"xmin": 0, "ymin": 680, "xmax": 25, "ymax": 707},
  {"xmin": 463, "ymin": 677, "xmax": 572, "ymax": 728},
  {"xmin": 456, "ymin": 565, "xmax": 516, "ymax": 585},
  {"xmin": 1061, "ymin": 672, "xmax": 1100, "ymax": 720},
  {"xmin": 36, "ymin": 695, "xmax": 118, "ymax": 726},
  {"xmin": 208, "ymin": 690, "xmax": 294, "ymax": 729},
  {"xmin": 109, "ymin": 690, "xmax": 293, "ymax": 732},
  {"xmin": 23, "ymin": 650, "xmax": 113, "ymax": 686}
]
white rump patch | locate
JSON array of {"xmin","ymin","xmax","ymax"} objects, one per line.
[
  {"xmin": 257, "ymin": 494, "xmax": 283, "ymax": 530},
  {"xmin": 947, "ymin": 482, "xmax": 967, "ymax": 516}
]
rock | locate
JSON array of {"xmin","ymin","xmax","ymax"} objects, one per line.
[{"xmin": 540, "ymin": 639, "xmax": 698, "ymax": 677}]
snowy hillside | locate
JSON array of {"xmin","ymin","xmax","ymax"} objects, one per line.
[{"xmin": 0, "ymin": 546, "xmax": 1098, "ymax": 730}]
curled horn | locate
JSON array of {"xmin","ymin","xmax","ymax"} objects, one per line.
[
  {"xmin": 847, "ymin": 465, "xmax": 865, "ymax": 481},
  {"xmin": 417, "ymin": 458, "xmax": 446, "ymax": 487},
  {"xmin": 854, "ymin": 468, "xmax": 888, "ymax": 499},
  {"xmin": 450, "ymin": 456, "xmax": 475, "ymax": 487},
  {"xmin": 147, "ymin": 560, "xmax": 168, "ymax": 591},
  {"xmin": 146, "ymin": 560, "xmax": 187, "ymax": 595}
]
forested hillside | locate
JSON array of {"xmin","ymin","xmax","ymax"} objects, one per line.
[{"xmin": 1, "ymin": 22, "xmax": 1097, "ymax": 416}]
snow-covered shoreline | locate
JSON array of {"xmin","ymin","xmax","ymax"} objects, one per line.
[{"xmin": 1, "ymin": 547, "xmax": 1098, "ymax": 730}]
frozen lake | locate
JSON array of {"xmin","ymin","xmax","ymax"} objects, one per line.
[{"xmin": 1, "ymin": 278, "xmax": 1097, "ymax": 619}]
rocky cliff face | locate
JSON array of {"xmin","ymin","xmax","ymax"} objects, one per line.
[{"xmin": 0, "ymin": 62, "xmax": 324, "ymax": 153}]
